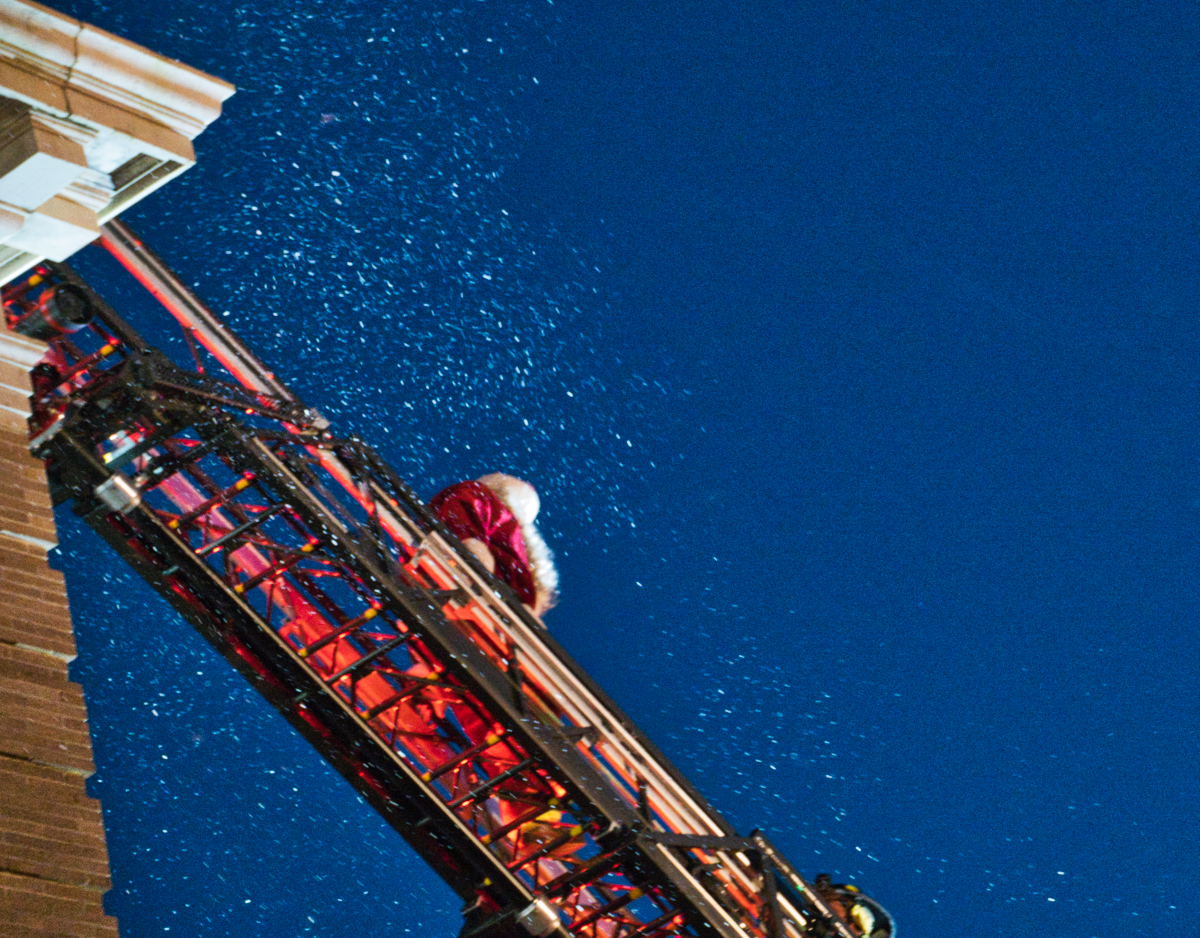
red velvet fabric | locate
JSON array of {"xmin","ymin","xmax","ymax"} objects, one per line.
[{"xmin": 429, "ymin": 480, "xmax": 536, "ymax": 604}]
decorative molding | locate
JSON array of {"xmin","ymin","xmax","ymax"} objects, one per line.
[
  {"xmin": 0, "ymin": 0, "xmax": 234, "ymax": 141},
  {"xmin": 0, "ymin": 0, "xmax": 233, "ymax": 281}
]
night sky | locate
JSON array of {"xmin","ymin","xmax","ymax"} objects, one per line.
[{"xmin": 39, "ymin": 2, "xmax": 1199, "ymax": 936}]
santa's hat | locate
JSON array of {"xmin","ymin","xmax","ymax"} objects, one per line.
[{"xmin": 477, "ymin": 473, "xmax": 559, "ymax": 609}]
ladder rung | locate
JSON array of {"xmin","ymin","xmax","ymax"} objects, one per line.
[
  {"xmin": 479, "ymin": 799, "xmax": 561, "ymax": 846},
  {"xmin": 542, "ymin": 844, "xmax": 630, "ymax": 898},
  {"xmin": 506, "ymin": 824, "xmax": 585, "ymax": 871},
  {"xmin": 194, "ymin": 504, "xmax": 283, "ymax": 556},
  {"xmin": 571, "ymin": 886, "xmax": 645, "ymax": 930},
  {"xmin": 420, "ymin": 730, "xmax": 510, "ymax": 783},
  {"xmin": 169, "ymin": 473, "xmax": 255, "ymax": 530},
  {"xmin": 446, "ymin": 758, "xmax": 538, "ymax": 810},
  {"xmin": 298, "ymin": 606, "xmax": 380, "ymax": 658},
  {"xmin": 233, "ymin": 543, "xmax": 317, "ymax": 594},
  {"xmin": 625, "ymin": 909, "xmax": 683, "ymax": 938},
  {"xmin": 323, "ymin": 633, "xmax": 411, "ymax": 684}
]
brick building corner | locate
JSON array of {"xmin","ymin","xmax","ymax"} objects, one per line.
[{"xmin": 0, "ymin": 328, "xmax": 117, "ymax": 935}]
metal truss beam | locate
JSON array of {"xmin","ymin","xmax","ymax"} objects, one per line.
[{"xmin": 2, "ymin": 247, "xmax": 891, "ymax": 938}]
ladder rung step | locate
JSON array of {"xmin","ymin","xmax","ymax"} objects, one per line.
[
  {"xmin": 446, "ymin": 758, "xmax": 538, "ymax": 810},
  {"xmin": 322, "ymin": 633, "xmax": 411, "ymax": 684},
  {"xmin": 298, "ymin": 606, "xmax": 381, "ymax": 658},
  {"xmin": 506, "ymin": 825, "xmax": 585, "ymax": 871},
  {"xmin": 570, "ymin": 886, "xmax": 645, "ymax": 930},
  {"xmin": 479, "ymin": 800, "xmax": 561, "ymax": 846},
  {"xmin": 360, "ymin": 674, "xmax": 444, "ymax": 720},
  {"xmin": 194, "ymin": 504, "xmax": 284, "ymax": 556},
  {"xmin": 233, "ymin": 544, "xmax": 317, "ymax": 593},
  {"xmin": 420, "ymin": 730, "xmax": 510, "ymax": 783},
  {"xmin": 169, "ymin": 473, "xmax": 255, "ymax": 529},
  {"xmin": 625, "ymin": 909, "xmax": 683, "ymax": 938},
  {"xmin": 542, "ymin": 844, "xmax": 630, "ymax": 898}
]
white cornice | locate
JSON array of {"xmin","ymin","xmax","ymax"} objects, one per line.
[
  {"xmin": 0, "ymin": 0, "xmax": 234, "ymax": 142},
  {"xmin": 0, "ymin": 1, "xmax": 233, "ymax": 281}
]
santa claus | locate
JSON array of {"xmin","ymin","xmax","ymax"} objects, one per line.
[{"xmin": 429, "ymin": 473, "xmax": 559, "ymax": 618}]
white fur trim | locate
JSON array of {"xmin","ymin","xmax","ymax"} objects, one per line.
[
  {"xmin": 478, "ymin": 473, "xmax": 559, "ymax": 608},
  {"xmin": 520, "ymin": 519, "xmax": 559, "ymax": 609},
  {"xmin": 477, "ymin": 473, "xmax": 540, "ymax": 525}
]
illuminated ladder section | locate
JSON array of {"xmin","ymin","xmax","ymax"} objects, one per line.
[{"xmin": 3, "ymin": 231, "xmax": 889, "ymax": 938}]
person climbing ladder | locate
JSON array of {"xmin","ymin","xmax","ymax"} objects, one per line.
[{"xmin": 430, "ymin": 473, "xmax": 560, "ymax": 619}]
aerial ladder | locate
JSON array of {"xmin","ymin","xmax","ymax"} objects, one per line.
[{"xmin": 2, "ymin": 220, "xmax": 895, "ymax": 938}]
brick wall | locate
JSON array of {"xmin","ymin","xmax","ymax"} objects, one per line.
[{"xmin": 0, "ymin": 331, "xmax": 118, "ymax": 936}]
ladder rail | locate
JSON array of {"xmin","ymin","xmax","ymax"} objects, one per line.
[{"xmin": 6, "ymin": 252, "xmax": 885, "ymax": 938}]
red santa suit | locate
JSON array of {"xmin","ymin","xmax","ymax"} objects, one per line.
[{"xmin": 429, "ymin": 480, "xmax": 537, "ymax": 605}]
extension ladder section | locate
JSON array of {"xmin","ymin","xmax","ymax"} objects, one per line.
[{"xmin": 3, "ymin": 240, "xmax": 877, "ymax": 938}]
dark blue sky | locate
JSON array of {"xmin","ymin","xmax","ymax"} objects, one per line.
[{"xmin": 48, "ymin": 2, "xmax": 1199, "ymax": 936}]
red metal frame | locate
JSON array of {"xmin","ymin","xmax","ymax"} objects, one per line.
[{"xmin": 4, "ymin": 253, "xmax": 882, "ymax": 938}]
